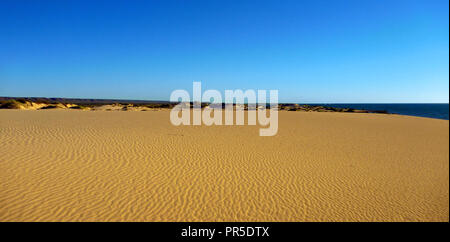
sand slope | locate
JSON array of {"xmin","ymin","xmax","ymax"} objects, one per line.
[{"xmin": 0, "ymin": 110, "xmax": 448, "ymax": 221}]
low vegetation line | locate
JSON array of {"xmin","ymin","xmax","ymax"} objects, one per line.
[{"xmin": 0, "ymin": 97, "xmax": 389, "ymax": 114}]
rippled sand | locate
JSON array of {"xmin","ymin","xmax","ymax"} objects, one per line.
[{"xmin": 0, "ymin": 110, "xmax": 448, "ymax": 221}]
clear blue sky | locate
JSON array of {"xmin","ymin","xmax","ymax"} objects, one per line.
[{"xmin": 0, "ymin": 0, "xmax": 448, "ymax": 103}]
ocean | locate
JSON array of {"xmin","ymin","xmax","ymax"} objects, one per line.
[{"xmin": 315, "ymin": 104, "xmax": 449, "ymax": 120}]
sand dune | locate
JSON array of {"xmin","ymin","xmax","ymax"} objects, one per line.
[{"xmin": 0, "ymin": 110, "xmax": 448, "ymax": 221}]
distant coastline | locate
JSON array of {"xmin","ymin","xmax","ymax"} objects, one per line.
[{"xmin": 1, "ymin": 97, "xmax": 448, "ymax": 120}]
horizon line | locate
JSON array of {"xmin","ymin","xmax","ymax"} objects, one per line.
[{"xmin": 1, "ymin": 96, "xmax": 448, "ymax": 104}]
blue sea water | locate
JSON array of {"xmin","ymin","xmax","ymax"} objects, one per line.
[{"xmin": 313, "ymin": 104, "xmax": 449, "ymax": 120}]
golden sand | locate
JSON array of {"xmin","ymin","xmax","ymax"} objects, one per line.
[{"xmin": 0, "ymin": 110, "xmax": 448, "ymax": 221}]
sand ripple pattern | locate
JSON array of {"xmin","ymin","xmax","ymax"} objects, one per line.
[{"xmin": 0, "ymin": 110, "xmax": 448, "ymax": 221}]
